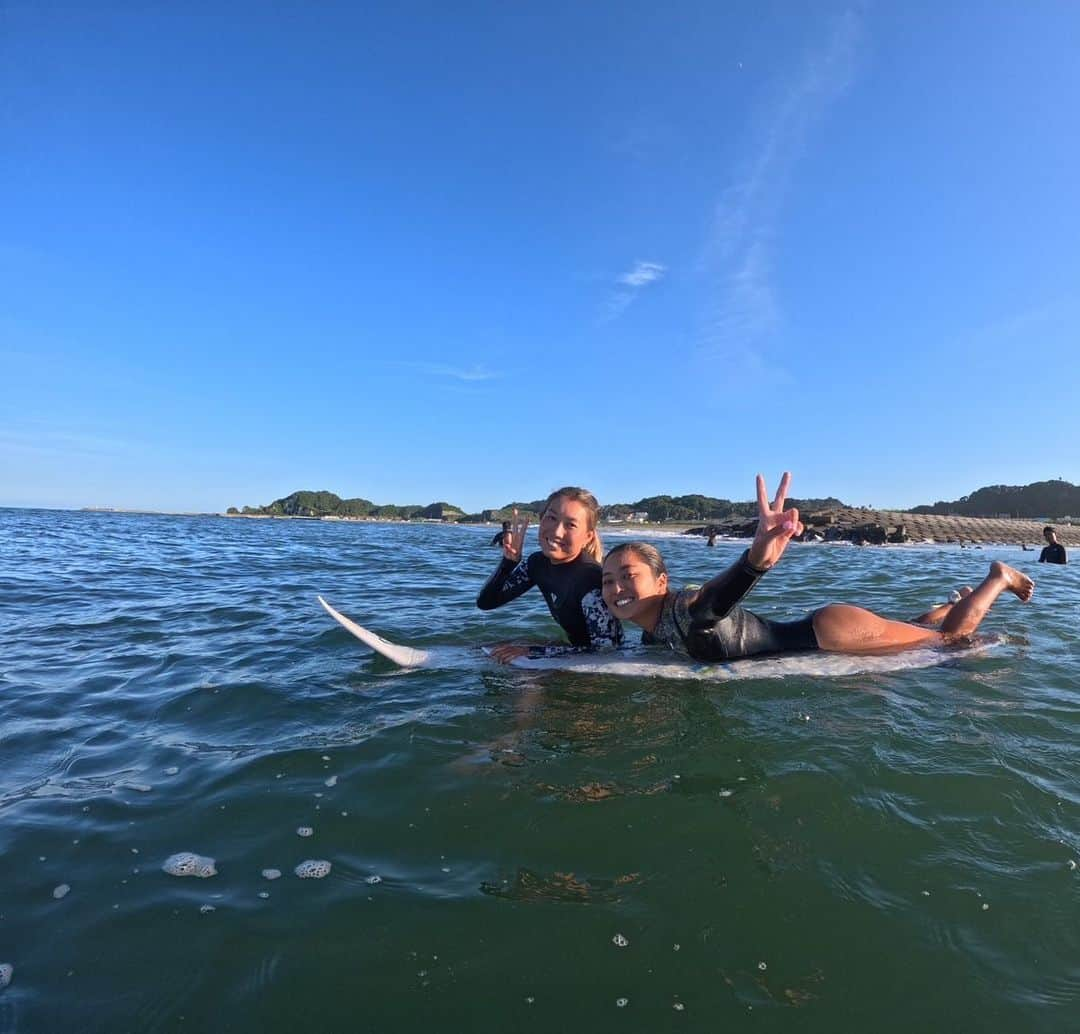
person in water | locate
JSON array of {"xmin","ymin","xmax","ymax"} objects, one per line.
[
  {"xmin": 491, "ymin": 520, "xmax": 511, "ymax": 547},
  {"xmin": 602, "ymin": 472, "xmax": 1034, "ymax": 662},
  {"xmin": 1039, "ymin": 526, "xmax": 1067, "ymax": 565},
  {"xmin": 478, "ymin": 486, "xmax": 622, "ymax": 662}
]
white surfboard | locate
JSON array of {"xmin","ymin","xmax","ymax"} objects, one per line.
[
  {"xmin": 318, "ymin": 595, "xmax": 433, "ymax": 667},
  {"xmin": 317, "ymin": 596, "xmax": 999, "ymax": 683}
]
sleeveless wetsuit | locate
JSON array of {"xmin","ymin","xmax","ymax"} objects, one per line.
[
  {"xmin": 643, "ymin": 549, "xmax": 818, "ymax": 662},
  {"xmin": 477, "ymin": 552, "xmax": 623, "ymax": 655}
]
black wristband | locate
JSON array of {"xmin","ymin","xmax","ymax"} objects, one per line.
[{"xmin": 741, "ymin": 548, "xmax": 768, "ymax": 576}]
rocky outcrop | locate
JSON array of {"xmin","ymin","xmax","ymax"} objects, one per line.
[{"xmin": 684, "ymin": 509, "xmax": 1079, "ymax": 547}]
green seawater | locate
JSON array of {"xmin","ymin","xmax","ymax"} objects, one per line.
[{"xmin": 1, "ymin": 509, "xmax": 1078, "ymax": 1032}]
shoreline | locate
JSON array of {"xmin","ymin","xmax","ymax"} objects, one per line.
[{"xmin": 8, "ymin": 506, "xmax": 1077, "ymax": 548}]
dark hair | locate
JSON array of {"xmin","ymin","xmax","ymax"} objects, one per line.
[
  {"xmin": 603, "ymin": 541, "xmax": 668, "ymax": 578},
  {"xmin": 1044, "ymin": 526, "xmax": 1056, "ymax": 536}
]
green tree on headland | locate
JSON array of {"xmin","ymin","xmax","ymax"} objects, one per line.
[
  {"xmin": 236, "ymin": 489, "xmax": 848, "ymax": 522},
  {"xmin": 238, "ymin": 482, "xmax": 1079, "ymax": 524},
  {"xmin": 911, "ymin": 479, "xmax": 1080, "ymax": 519}
]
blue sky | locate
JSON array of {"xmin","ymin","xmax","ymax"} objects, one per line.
[{"xmin": 3, "ymin": 2, "xmax": 1078, "ymax": 513}]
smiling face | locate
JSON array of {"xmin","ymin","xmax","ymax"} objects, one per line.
[
  {"xmin": 538, "ymin": 497, "xmax": 595, "ymax": 564},
  {"xmin": 602, "ymin": 548, "xmax": 668, "ymax": 628}
]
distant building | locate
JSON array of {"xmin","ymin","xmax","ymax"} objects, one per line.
[{"xmin": 627, "ymin": 512, "xmax": 649, "ymax": 523}]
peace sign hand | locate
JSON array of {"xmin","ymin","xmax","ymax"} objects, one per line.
[
  {"xmin": 747, "ymin": 471, "xmax": 804, "ymax": 571},
  {"xmin": 502, "ymin": 509, "xmax": 530, "ymax": 563}
]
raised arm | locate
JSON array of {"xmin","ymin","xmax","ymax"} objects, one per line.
[
  {"xmin": 477, "ymin": 510, "xmax": 535, "ymax": 610},
  {"xmin": 746, "ymin": 472, "xmax": 803, "ymax": 571},
  {"xmin": 686, "ymin": 550, "xmax": 767, "ymax": 624},
  {"xmin": 687, "ymin": 471, "xmax": 804, "ymax": 624},
  {"xmin": 477, "ymin": 555, "xmax": 534, "ymax": 609}
]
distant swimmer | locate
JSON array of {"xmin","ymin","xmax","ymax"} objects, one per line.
[
  {"xmin": 491, "ymin": 521, "xmax": 511, "ymax": 547},
  {"xmin": 1039, "ymin": 526, "xmax": 1068, "ymax": 564},
  {"xmin": 601, "ymin": 472, "xmax": 1034, "ymax": 663},
  {"xmin": 478, "ymin": 488, "xmax": 622, "ymax": 661}
]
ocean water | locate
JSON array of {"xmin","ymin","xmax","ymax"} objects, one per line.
[{"xmin": 1, "ymin": 509, "xmax": 1078, "ymax": 1033}]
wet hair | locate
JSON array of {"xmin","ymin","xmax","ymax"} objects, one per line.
[
  {"xmin": 543, "ymin": 486, "xmax": 603, "ymax": 563},
  {"xmin": 1044, "ymin": 525, "xmax": 1056, "ymax": 536},
  {"xmin": 603, "ymin": 541, "xmax": 668, "ymax": 579}
]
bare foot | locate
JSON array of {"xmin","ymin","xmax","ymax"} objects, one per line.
[{"xmin": 991, "ymin": 561, "xmax": 1034, "ymax": 602}]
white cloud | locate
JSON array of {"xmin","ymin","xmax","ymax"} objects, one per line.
[
  {"xmin": 618, "ymin": 261, "xmax": 667, "ymax": 288},
  {"xmin": 701, "ymin": 12, "xmax": 863, "ymax": 374},
  {"xmin": 602, "ymin": 260, "xmax": 667, "ymax": 322},
  {"xmin": 397, "ymin": 362, "xmax": 502, "ymax": 382}
]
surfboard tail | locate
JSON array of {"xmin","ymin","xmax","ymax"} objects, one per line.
[{"xmin": 317, "ymin": 596, "xmax": 432, "ymax": 668}]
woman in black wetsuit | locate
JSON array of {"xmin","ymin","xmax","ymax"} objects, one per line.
[
  {"xmin": 601, "ymin": 472, "xmax": 1034, "ymax": 662},
  {"xmin": 478, "ymin": 486, "xmax": 622, "ymax": 661}
]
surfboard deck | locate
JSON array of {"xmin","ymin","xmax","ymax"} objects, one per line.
[{"xmin": 317, "ymin": 596, "xmax": 998, "ymax": 682}]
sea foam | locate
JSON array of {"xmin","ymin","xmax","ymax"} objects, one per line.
[
  {"xmin": 294, "ymin": 860, "xmax": 331, "ymax": 879},
  {"xmin": 162, "ymin": 852, "xmax": 217, "ymax": 878}
]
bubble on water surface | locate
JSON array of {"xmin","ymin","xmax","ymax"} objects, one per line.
[
  {"xmin": 758, "ymin": 961, "xmax": 767, "ymax": 970},
  {"xmin": 295, "ymin": 860, "xmax": 331, "ymax": 879},
  {"xmin": 199, "ymin": 904, "xmax": 216, "ymax": 913},
  {"xmin": 262, "ymin": 869, "xmax": 282, "ymax": 880},
  {"xmin": 616, "ymin": 998, "xmax": 629, "ymax": 1007},
  {"xmin": 164, "ymin": 766, "xmax": 179, "ymax": 775},
  {"xmin": 0, "ymin": 964, "xmax": 12, "ymax": 989},
  {"xmin": 126, "ymin": 783, "xmax": 152, "ymax": 793},
  {"xmin": 297, "ymin": 827, "xmax": 314, "ymax": 838},
  {"xmin": 325, "ymin": 776, "xmax": 337, "ymax": 787},
  {"xmin": 365, "ymin": 875, "xmax": 382, "ymax": 885},
  {"xmin": 321, "ymin": 755, "xmax": 330, "ymax": 762},
  {"xmin": 163, "ymin": 852, "xmax": 217, "ymax": 878},
  {"xmin": 612, "ymin": 933, "xmax": 629, "ymax": 948},
  {"xmin": 53, "ymin": 884, "xmax": 71, "ymax": 899},
  {"xmin": 1067, "ymin": 860, "xmax": 1077, "ymax": 871},
  {"xmin": 673, "ymin": 1001, "xmax": 685, "ymax": 1011},
  {"xmin": 258, "ymin": 892, "xmax": 270, "ymax": 899}
]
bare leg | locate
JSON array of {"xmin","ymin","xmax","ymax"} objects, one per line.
[
  {"xmin": 812, "ymin": 562, "xmax": 1033, "ymax": 653},
  {"xmin": 910, "ymin": 586, "xmax": 973, "ymax": 627},
  {"xmin": 939, "ymin": 561, "xmax": 1033, "ymax": 641},
  {"xmin": 812, "ymin": 604, "xmax": 942, "ymax": 653}
]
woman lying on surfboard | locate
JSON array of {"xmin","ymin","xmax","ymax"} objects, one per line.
[
  {"xmin": 477, "ymin": 486, "xmax": 623, "ymax": 662},
  {"xmin": 601, "ymin": 472, "xmax": 1034, "ymax": 662}
]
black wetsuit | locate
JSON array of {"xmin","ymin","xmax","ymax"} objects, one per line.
[
  {"xmin": 477, "ymin": 552, "xmax": 622, "ymax": 653},
  {"xmin": 643, "ymin": 549, "xmax": 818, "ymax": 662},
  {"xmin": 1039, "ymin": 543, "xmax": 1067, "ymax": 564}
]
